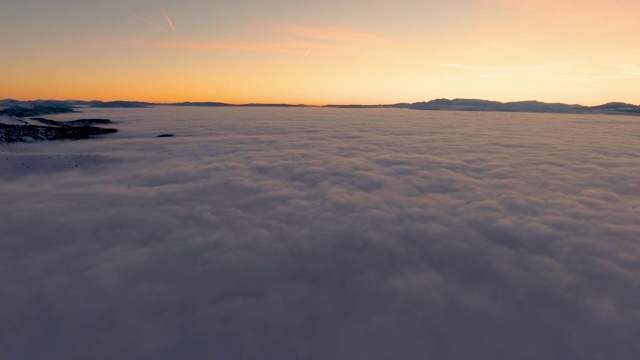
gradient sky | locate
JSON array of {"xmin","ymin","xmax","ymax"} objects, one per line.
[{"xmin": 1, "ymin": 0, "xmax": 639, "ymax": 104}]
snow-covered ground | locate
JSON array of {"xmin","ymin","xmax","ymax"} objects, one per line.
[
  {"xmin": 0, "ymin": 114, "xmax": 63, "ymax": 126},
  {"xmin": 0, "ymin": 114, "xmax": 28, "ymax": 125}
]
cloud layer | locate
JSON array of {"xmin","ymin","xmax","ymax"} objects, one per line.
[{"xmin": 1, "ymin": 107, "xmax": 639, "ymax": 359}]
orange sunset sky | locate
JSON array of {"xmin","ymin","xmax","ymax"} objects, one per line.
[{"xmin": 1, "ymin": 0, "xmax": 639, "ymax": 105}]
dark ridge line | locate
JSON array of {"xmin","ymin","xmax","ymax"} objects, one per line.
[{"xmin": 2, "ymin": 98, "xmax": 640, "ymax": 117}]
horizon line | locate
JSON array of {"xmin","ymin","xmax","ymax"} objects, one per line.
[{"xmin": 2, "ymin": 97, "xmax": 639, "ymax": 108}]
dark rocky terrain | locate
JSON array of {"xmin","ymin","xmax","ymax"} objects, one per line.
[{"xmin": 0, "ymin": 117, "xmax": 117, "ymax": 143}]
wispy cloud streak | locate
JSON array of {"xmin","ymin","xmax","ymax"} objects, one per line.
[
  {"xmin": 120, "ymin": 22, "xmax": 388, "ymax": 55},
  {"xmin": 119, "ymin": 39, "xmax": 341, "ymax": 52},
  {"xmin": 281, "ymin": 25, "xmax": 388, "ymax": 43},
  {"xmin": 161, "ymin": 7, "xmax": 176, "ymax": 32},
  {"xmin": 127, "ymin": 12, "xmax": 166, "ymax": 32},
  {"xmin": 437, "ymin": 62, "xmax": 570, "ymax": 79},
  {"xmin": 559, "ymin": 74, "xmax": 640, "ymax": 82}
]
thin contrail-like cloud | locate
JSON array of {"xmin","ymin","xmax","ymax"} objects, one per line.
[
  {"xmin": 120, "ymin": 39, "xmax": 339, "ymax": 52},
  {"xmin": 161, "ymin": 7, "xmax": 176, "ymax": 32},
  {"xmin": 127, "ymin": 12, "xmax": 166, "ymax": 32}
]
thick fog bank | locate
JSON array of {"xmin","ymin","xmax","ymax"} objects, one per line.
[{"xmin": 1, "ymin": 107, "xmax": 639, "ymax": 359}]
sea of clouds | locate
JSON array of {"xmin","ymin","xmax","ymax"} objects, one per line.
[{"xmin": 1, "ymin": 107, "xmax": 639, "ymax": 359}]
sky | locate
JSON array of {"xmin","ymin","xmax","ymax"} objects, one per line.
[{"xmin": 1, "ymin": 0, "xmax": 639, "ymax": 104}]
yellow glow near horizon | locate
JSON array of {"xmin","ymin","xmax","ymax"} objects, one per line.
[{"xmin": 1, "ymin": 0, "xmax": 639, "ymax": 105}]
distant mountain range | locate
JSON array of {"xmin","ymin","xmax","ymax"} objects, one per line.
[
  {"xmin": 324, "ymin": 99, "xmax": 640, "ymax": 115},
  {"xmin": 2, "ymin": 98, "xmax": 640, "ymax": 117}
]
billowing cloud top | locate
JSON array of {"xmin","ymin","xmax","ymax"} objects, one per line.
[{"xmin": 1, "ymin": 107, "xmax": 639, "ymax": 359}]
